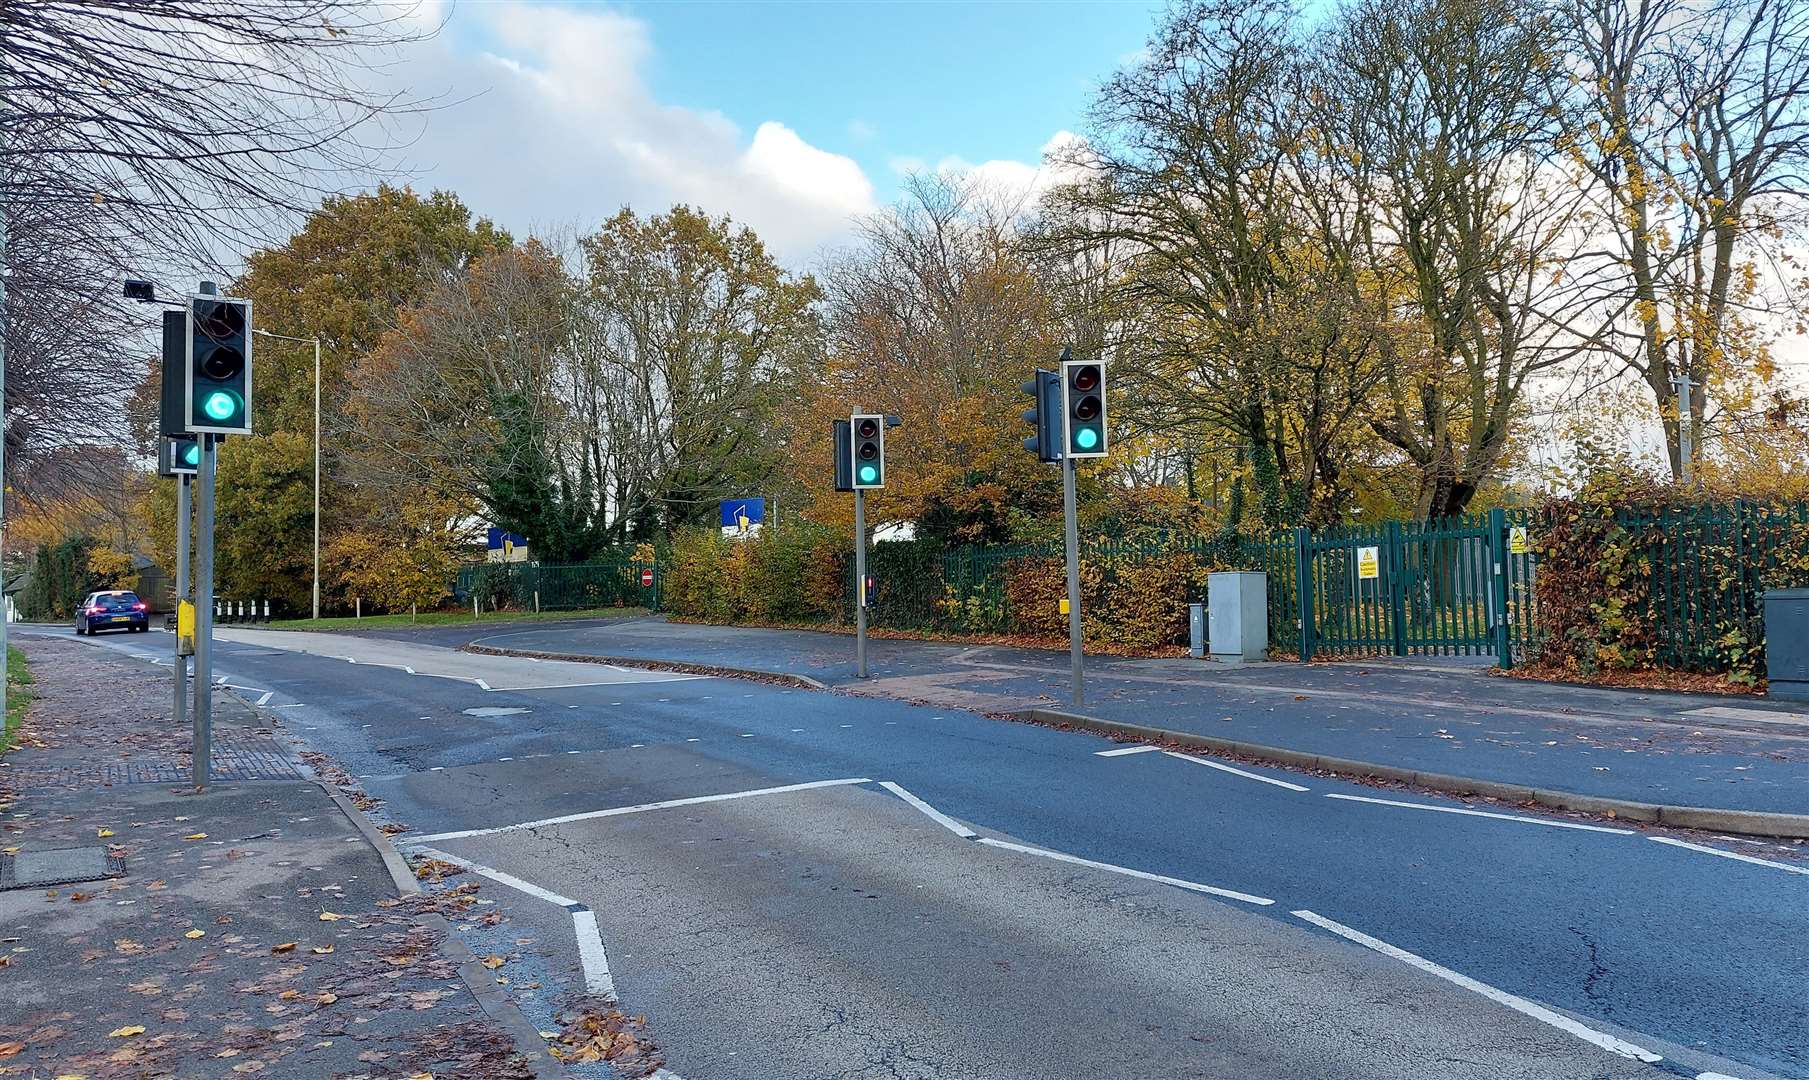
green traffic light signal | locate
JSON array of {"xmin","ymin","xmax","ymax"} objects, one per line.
[
  {"xmin": 859, "ymin": 463, "xmax": 878, "ymax": 484},
  {"xmin": 182, "ymin": 442, "xmax": 200, "ymax": 466},
  {"xmin": 188, "ymin": 295, "xmax": 252, "ymax": 434},
  {"xmin": 1074, "ymin": 426, "xmax": 1099, "ymax": 450},
  {"xmin": 202, "ymin": 389, "xmax": 241, "ymax": 422}
]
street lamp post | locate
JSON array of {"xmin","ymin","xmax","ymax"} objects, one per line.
[{"xmin": 252, "ymin": 329, "xmax": 322, "ymax": 619}]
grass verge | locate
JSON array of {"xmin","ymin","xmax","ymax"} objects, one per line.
[
  {"xmin": 4, "ymin": 644, "xmax": 34, "ymax": 753},
  {"xmin": 268, "ymin": 607, "xmax": 649, "ymax": 632}
]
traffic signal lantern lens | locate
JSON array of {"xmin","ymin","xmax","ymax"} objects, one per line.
[
  {"xmin": 858, "ymin": 418, "xmax": 879, "ymax": 439},
  {"xmin": 1075, "ymin": 426, "xmax": 1100, "ymax": 450},
  {"xmin": 1074, "ymin": 396, "xmax": 1100, "ymax": 421},
  {"xmin": 182, "ymin": 443, "xmax": 200, "ymax": 466},
  {"xmin": 859, "ymin": 443, "xmax": 878, "ymax": 460},
  {"xmin": 202, "ymin": 389, "xmax": 242, "ymax": 422},
  {"xmin": 194, "ymin": 301, "xmax": 245, "ymax": 339},
  {"xmin": 201, "ymin": 345, "xmax": 244, "ymax": 380},
  {"xmin": 1071, "ymin": 366, "xmax": 1100, "ymax": 392},
  {"xmin": 859, "ymin": 464, "xmax": 878, "ymax": 484}
]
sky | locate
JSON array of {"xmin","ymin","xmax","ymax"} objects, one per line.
[{"xmin": 388, "ymin": 0, "xmax": 1160, "ymax": 267}]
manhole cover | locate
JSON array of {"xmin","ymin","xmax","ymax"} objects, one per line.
[
  {"xmin": 0, "ymin": 846, "xmax": 124, "ymax": 890},
  {"xmin": 462, "ymin": 707, "xmax": 528, "ymax": 717}
]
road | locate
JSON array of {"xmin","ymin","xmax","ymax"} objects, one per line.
[{"xmin": 49, "ymin": 623, "xmax": 1807, "ymax": 1080}]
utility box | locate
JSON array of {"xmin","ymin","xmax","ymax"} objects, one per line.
[
  {"xmin": 1765, "ymin": 588, "xmax": 1809, "ymax": 701},
  {"xmin": 1209, "ymin": 571, "xmax": 1268, "ymax": 663}
]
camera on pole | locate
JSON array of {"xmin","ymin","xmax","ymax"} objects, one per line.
[
  {"xmin": 186, "ymin": 294, "xmax": 253, "ymax": 435},
  {"xmin": 1061, "ymin": 356, "xmax": 1107, "ymax": 458}
]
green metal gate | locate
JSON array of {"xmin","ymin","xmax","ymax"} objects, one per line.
[{"xmin": 1297, "ymin": 508, "xmax": 1537, "ymax": 666}]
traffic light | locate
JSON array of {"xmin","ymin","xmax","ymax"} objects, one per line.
[
  {"xmin": 851, "ymin": 413, "xmax": 885, "ymax": 489},
  {"xmin": 158, "ymin": 435, "xmax": 200, "ymax": 477},
  {"xmin": 187, "ymin": 294, "xmax": 253, "ymax": 435},
  {"xmin": 1061, "ymin": 356, "xmax": 1107, "ymax": 458},
  {"xmin": 832, "ymin": 419, "xmax": 853, "ymax": 492},
  {"xmin": 1021, "ymin": 368, "xmax": 1062, "ymax": 463}
]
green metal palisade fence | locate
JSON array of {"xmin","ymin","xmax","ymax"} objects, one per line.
[{"xmin": 451, "ymin": 501, "xmax": 1807, "ymax": 676}]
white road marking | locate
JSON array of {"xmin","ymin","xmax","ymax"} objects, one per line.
[
  {"xmin": 571, "ymin": 908, "xmax": 617, "ymax": 998},
  {"xmin": 878, "ymin": 781, "xmax": 977, "ymax": 839},
  {"xmin": 1165, "ymin": 751, "xmax": 1310, "ymax": 792},
  {"xmin": 1324, "ymin": 793, "xmax": 1634, "ymax": 834},
  {"xmin": 408, "ymin": 777, "xmax": 876, "ymax": 843},
  {"xmin": 254, "ymin": 691, "xmax": 275, "ymax": 706},
  {"xmin": 1094, "ymin": 745, "xmax": 1162, "ymax": 757},
  {"xmin": 413, "ymin": 845, "xmax": 618, "ymax": 999},
  {"xmin": 1650, "ymin": 836, "xmax": 1809, "ymax": 876},
  {"xmin": 977, "ymin": 838, "xmax": 1272, "ymax": 906},
  {"xmin": 272, "ymin": 703, "xmax": 305, "ymax": 709},
  {"xmin": 411, "ymin": 845, "xmax": 577, "ymax": 906},
  {"xmin": 1291, "ymin": 909, "xmax": 1664, "ymax": 1063}
]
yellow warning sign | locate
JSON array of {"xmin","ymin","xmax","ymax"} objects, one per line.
[
  {"xmin": 1357, "ymin": 546, "xmax": 1380, "ymax": 580},
  {"xmin": 176, "ymin": 600, "xmax": 196, "ymax": 656},
  {"xmin": 1509, "ymin": 526, "xmax": 1530, "ymax": 555}
]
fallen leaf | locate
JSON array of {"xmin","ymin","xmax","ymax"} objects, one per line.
[
  {"xmin": 96, "ymin": 828, "xmax": 114, "ymax": 838},
  {"xmin": 278, "ymin": 990, "xmax": 299, "ymax": 1000},
  {"xmin": 271, "ymin": 942, "xmax": 298, "ymax": 953},
  {"xmin": 310, "ymin": 944, "xmax": 334, "ymax": 955},
  {"xmin": 0, "ymin": 1042, "xmax": 23, "ymax": 1058},
  {"xmin": 317, "ymin": 911, "xmax": 343, "ymax": 922},
  {"xmin": 479, "ymin": 954, "xmax": 506, "ymax": 969},
  {"xmin": 183, "ymin": 833, "xmax": 208, "ymax": 840},
  {"xmin": 406, "ymin": 1073, "xmax": 434, "ymax": 1079},
  {"xmin": 216, "ymin": 1049, "xmax": 241, "ymax": 1058},
  {"xmin": 231, "ymin": 1062, "xmax": 266, "ymax": 1074},
  {"xmin": 108, "ymin": 1025, "xmax": 146, "ymax": 1038},
  {"xmin": 315, "ymin": 992, "xmax": 338, "ymax": 1005},
  {"xmin": 184, "ymin": 930, "xmax": 205, "ymax": 940}
]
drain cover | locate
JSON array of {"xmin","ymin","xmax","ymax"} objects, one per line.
[{"xmin": 0, "ymin": 846, "xmax": 123, "ymax": 890}]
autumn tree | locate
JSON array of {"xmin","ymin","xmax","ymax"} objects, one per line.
[
  {"xmin": 795, "ymin": 174, "xmax": 1065, "ymax": 544},
  {"xmin": 1043, "ymin": 0, "xmax": 1392, "ymax": 526},
  {"xmin": 1556, "ymin": 0, "xmax": 1809, "ymax": 479}
]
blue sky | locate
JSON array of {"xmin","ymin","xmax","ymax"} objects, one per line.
[
  {"xmin": 623, "ymin": 1, "xmax": 1156, "ymax": 199},
  {"xmin": 400, "ymin": 1, "xmax": 1160, "ymax": 262}
]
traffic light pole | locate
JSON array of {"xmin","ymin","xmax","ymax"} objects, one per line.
[
  {"xmin": 192, "ymin": 434, "xmax": 216, "ymax": 790},
  {"xmin": 1063, "ymin": 453, "xmax": 1084, "ymax": 706},
  {"xmin": 173, "ymin": 475, "xmax": 190, "ymax": 740},
  {"xmin": 854, "ymin": 488, "xmax": 868, "ymax": 679}
]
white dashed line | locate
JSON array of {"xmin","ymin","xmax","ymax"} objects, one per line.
[
  {"xmin": 1165, "ymin": 751, "xmax": 1310, "ymax": 792},
  {"xmin": 1094, "ymin": 745, "xmax": 1161, "ymax": 757},
  {"xmin": 254, "ymin": 691, "xmax": 274, "ymax": 706},
  {"xmin": 1324, "ymin": 793, "xmax": 1634, "ymax": 834},
  {"xmin": 1292, "ymin": 910, "xmax": 1663, "ymax": 1063},
  {"xmin": 571, "ymin": 908, "xmax": 617, "ymax": 998},
  {"xmin": 1649, "ymin": 836, "xmax": 1809, "ymax": 875}
]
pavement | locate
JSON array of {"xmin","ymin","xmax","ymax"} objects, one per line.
[
  {"xmin": 426, "ymin": 616, "xmax": 1809, "ymax": 821},
  {"xmin": 41, "ymin": 621, "xmax": 1807, "ymax": 1080},
  {"xmin": 0, "ymin": 635, "xmax": 560, "ymax": 1079}
]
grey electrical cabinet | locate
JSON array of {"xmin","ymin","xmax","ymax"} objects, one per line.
[{"xmin": 1765, "ymin": 588, "xmax": 1809, "ymax": 701}]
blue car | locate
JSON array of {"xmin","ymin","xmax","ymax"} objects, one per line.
[{"xmin": 74, "ymin": 590, "xmax": 149, "ymax": 635}]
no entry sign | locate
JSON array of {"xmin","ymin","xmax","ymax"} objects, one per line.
[{"xmin": 640, "ymin": 567, "xmax": 655, "ymax": 587}]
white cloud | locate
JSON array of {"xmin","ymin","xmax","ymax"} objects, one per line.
[
  {"xmin": 929, "ymin": 130, "xmax": 1089, "ymax": 205},
  {"xmin": 386, "ymin": 2, "xmax": 877, "ymax": 261}
]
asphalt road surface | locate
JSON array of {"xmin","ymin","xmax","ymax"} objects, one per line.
[{"xmin": 51, "ymin": 624, "xmax": 1807, "ymax": 1080}]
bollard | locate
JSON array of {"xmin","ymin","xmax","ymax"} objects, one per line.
[
  {"xmin": 534, "ymin": 590, "xmax": 540, "ymax": 614},
  {"xmin": 355, "ymin": 597, "xmax": 362, "ymax": 620}
]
